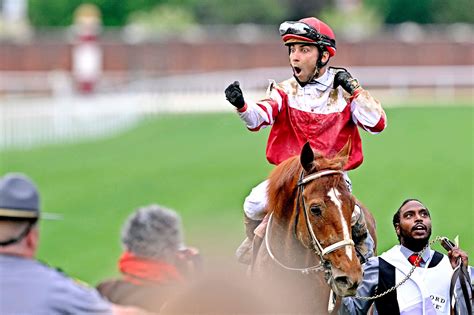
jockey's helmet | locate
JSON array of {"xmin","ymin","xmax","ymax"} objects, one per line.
[{"xmin": 279, "ymin": 17, "xmax": 336, "ymax": 57}]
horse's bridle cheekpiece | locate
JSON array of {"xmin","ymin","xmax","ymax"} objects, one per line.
[{"xmin": 265, "ymin": 169, "xmax": 355, "ymax": 274}]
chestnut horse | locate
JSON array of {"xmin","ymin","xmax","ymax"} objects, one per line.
[{"xmin": 251, "ymin": 142, "xmax": 376, "ymax": 314}]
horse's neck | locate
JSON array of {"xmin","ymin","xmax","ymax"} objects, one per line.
[
  {"xmin": 271, "ymin": 212, "xmax": 319, "ymax": 270},
  {"xmin": 254, "ymin": 212, "xmax": 336, "ymax": 313}
]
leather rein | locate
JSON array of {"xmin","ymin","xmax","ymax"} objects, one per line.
[{"xmin": 265, "ymin": 169, "xmax": 355, "ymax": 274}]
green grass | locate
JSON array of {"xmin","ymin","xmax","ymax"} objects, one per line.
[{"xmin": 0, "ymin": 107, "xmax": 472, "ymax": 285}]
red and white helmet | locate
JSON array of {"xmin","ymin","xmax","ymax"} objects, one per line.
[{"xmin": 279, "ymin": 17, "xmax": 336, "ymax": 57}]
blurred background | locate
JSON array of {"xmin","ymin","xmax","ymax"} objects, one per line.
[{"xmin": 0, "ymin": 0, "xmax": 472, "ymax": 285}]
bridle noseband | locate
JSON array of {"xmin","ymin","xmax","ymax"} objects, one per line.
[{"xmin": 265, "ymin": 169, "xmax": 355, "ymax": 274}]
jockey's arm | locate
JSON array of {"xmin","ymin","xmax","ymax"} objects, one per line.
[
  {"xmin": 350, "ymin": 89, "xmax": 387, "ymax": 134},
  {"xmin": 237, "ymin": 83, "xmax": 282, "ymax": 131}
]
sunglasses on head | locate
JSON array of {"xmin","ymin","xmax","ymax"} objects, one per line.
[{"xmin": 279, "ymin": 21, "xmax": 322, "ymax": 42}]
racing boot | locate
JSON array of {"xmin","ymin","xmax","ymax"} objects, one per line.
[
  {"xmin": 351, "ymin": 204, "xmax": 374, "ymax": 263},
  {"xmin": 235, "ymin": 215, "xmax": 262, "ymax": 264}
]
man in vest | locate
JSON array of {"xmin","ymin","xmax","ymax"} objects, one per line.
[{"xmin": 339, "ymin": 199, "xmax": 473, "ymax": 315}]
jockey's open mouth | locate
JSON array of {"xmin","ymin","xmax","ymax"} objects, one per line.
[
  {"xmin": 293, "ymin": 66, "xmax": 302, "ymax": 75},
  {"xmin": 292, "ymin": 66, "xmax": 309, "ymax": 82}
]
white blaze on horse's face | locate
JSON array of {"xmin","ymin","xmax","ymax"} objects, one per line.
[{"xmin": 327, "ymin": 187, "xmax": 352, "ymax": 261}]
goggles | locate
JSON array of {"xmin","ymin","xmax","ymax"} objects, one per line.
[{"xmin": 279, "ymin": 21, "xmax": 322, "ymax": 42}]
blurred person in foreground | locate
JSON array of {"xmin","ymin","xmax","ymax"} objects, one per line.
[
  {"xmin": 224, "ymin": 16, "xmax": 386, "ymax": 264},
  {"xmin": 0, "ymin": 173, "xmax": 144, "ymax": 315},
  {"xmin": 339, "ymin": 199, "xmax": 473, "ymax": 315},
  {"xmin": 97, "ymin": 204, "xmax": 201, "ymax": 312},
  {"xmin": 160, "ymin": 267, "xmax": 272, "ymax": 315}
]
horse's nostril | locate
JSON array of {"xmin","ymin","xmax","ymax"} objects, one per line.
[{"xmin": 334, "ymin": 276, "xmax": 352, "ymax": 288}]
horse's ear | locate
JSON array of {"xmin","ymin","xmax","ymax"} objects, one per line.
[
  {"xmin": 335, "ymin": 138, "xmax": 352, "ymax": 165},
  {"xmin": 300, "ymin": 142, "xmax": 315, "ymax": 172}
]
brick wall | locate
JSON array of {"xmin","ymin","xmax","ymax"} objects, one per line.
[{"xmin": 1, "ymin": 38, "xmax": 472, "ymax": 74}]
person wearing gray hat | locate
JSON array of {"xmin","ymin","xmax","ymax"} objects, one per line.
[
  {"xmin": 0, "ymin": 173, "xmax": 41, "ymax": 248},
  {"xmin": 0, "ymin": 173, "xmax": 146, "ymax": 315}
]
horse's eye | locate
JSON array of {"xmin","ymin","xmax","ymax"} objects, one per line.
[{"xmin": 310, "ymin": 205, "xmax": 322, "ymax": 216}]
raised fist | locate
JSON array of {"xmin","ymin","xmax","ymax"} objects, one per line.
[
  {"xmin": 333, "ymin": 70, "xmax": 361, "ymax": 95},
  {"xmin": 225, "ymin": 81, "xmax": 245, "ymax": 109}
]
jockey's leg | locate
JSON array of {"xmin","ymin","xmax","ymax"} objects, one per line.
[
  {"xmin": 343, "ymin": 173, "xmax": 374, "ymax": 263},
  {"xmin": 244, "ymin": 214, "xmax": 262, "ymax": 240},
  {"xmin": 236, "ymin": 180, "xmax": 268, "ymax": 264},
  {"xmin": 236, "ymin": 215, "xmax": 263, "ymax": 264},
  {"xmin": 243, "ymin": 179, "xmax": 268, "ymax": 221},
  {"xmin": 351, "ymin": 204, "xmax": 374, "ymax": 263}
]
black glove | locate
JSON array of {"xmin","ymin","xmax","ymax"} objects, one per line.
[
  {"xmin": 225, "ymin": 81, "xmax": 245, "ymax": 109},
  {"xmin": 333, "ymin": 70, "xmax": 361, "ymax": 95}
]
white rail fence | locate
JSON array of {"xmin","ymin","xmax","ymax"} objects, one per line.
[{"xmin": 0, "ymin": 66, "xmax": 472, "ymax": 150}]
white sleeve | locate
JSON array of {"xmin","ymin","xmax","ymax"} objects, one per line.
[{"xmin": 350, "ymin": 89, "xmax": 386, "ymax": 134}]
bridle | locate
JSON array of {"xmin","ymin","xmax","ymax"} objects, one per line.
[{"xmin": 265, "ymin": 169, "xmax": 355, "ymax": 274}]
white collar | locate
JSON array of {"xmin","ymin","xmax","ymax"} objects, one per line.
[
  {"xmin": 399, "ymin": 244, "xmax": 432, "ymax": 264},
  {"xmin": 303, "ymin": 68, "xmax": 334, "ymax": 91}
]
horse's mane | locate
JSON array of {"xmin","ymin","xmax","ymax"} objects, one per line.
[{"xmin": 266, "ymin": 151, "xmax": 347, "ymax": 216}]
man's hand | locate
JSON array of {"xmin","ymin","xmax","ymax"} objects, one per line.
[
  {"xmin": 333, "ymin": 70, "xmax": 361, "ymax": 95},
  {"xmin": 225, "ymin": 81, "xmax": 245, "ymax": 109},
  {"xmin": 448, "ymin": 247, "xmax": 469, "ymax": 269},
  {"xmin": 176, "ymin": 247, "xmax": 202, "ymax": 275}
]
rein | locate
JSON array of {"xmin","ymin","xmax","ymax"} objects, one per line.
[
  {"xmin": 264, "ymin": 169, "xmax": 355, "ymax": 274},
  {"xmin": 265, "ymin": 212, "xmax": 325, "ymax": 274}
]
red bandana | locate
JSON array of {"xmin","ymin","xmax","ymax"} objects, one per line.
[{"xmin": 119, "ymin": 251, "xmax": 183, "ymax": 285}]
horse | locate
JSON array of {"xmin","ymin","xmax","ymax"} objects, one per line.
[{"xmin": 250, "ymin": 141, "xmax": 377, "ymax": 314}]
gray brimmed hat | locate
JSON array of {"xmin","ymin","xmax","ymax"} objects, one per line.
[{"xmin": 0, "ymin": 173, "xmax": 40, "ymax": 219}]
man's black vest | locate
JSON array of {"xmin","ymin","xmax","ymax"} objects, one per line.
[{"xmin": 374, "ymin": 251, "xmax": 444, "ymax": 314}]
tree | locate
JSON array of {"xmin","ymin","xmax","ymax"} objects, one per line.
[
  {"xmin": 432, "ymin": 0, "xmax": 474, "ymax": 23},
  {"xmin": 189, "ymin": 0, "xmax": 288, "ymax": 24},
  {"xmin": 364, "ymin": 0, "xmax": 474, "ymax": 24},
  {"xmin": 28, "ymin": 0, "xmax": 162, "ymax": 27}
]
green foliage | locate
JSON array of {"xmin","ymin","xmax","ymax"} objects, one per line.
[
  {"xmin": 28, "ymin": 0, "xmax": 163, "ymax": 27},
  {"xmin": 0, "ymin": 107, "xmax": 472, "ymax": 285},
  {"xmin": 386, "ymin": 0, "xmax": 433, "ymax": 24},
  {"xmin": 364, "ymin": 0, "xmax": 474, "ymax": 24},
  {"xmin": 320, "ymin": 3, "xmax": 383, "ymax": 39},
  {"xmin": 27, "ymin": 0, "xmax": 474, "ymax": 27},
  {"xmin": 28, "ymin": 0, "xmax": 79, "ymax": 26},
  {"xmin": 127, "ymin": 4, "xmax": 197, "ymax": 32},
  {"xmin": 124, "ymin": 0, "xmax": 163, "ymax": 14},
  {"xmin": 431, "ymin": 0, "xmax": 474, "ymax": 23},
  {"xmin": 189, "ymin": 0, "xmax": 288, "ymax": 24}
]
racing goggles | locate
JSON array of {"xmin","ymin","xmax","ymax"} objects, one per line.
[{"xmin": 279, "ymin": 21, "xmax": 321, "ymax": 42}]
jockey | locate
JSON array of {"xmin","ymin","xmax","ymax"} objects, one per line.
[{"xmin": 225, "ymin": 17, "xmax": 387, "ymax": 263}]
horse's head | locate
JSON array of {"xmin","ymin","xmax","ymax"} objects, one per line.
[{"xmin": 296, "ymin": 141, "xmax": 362, "ymax": 296}]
